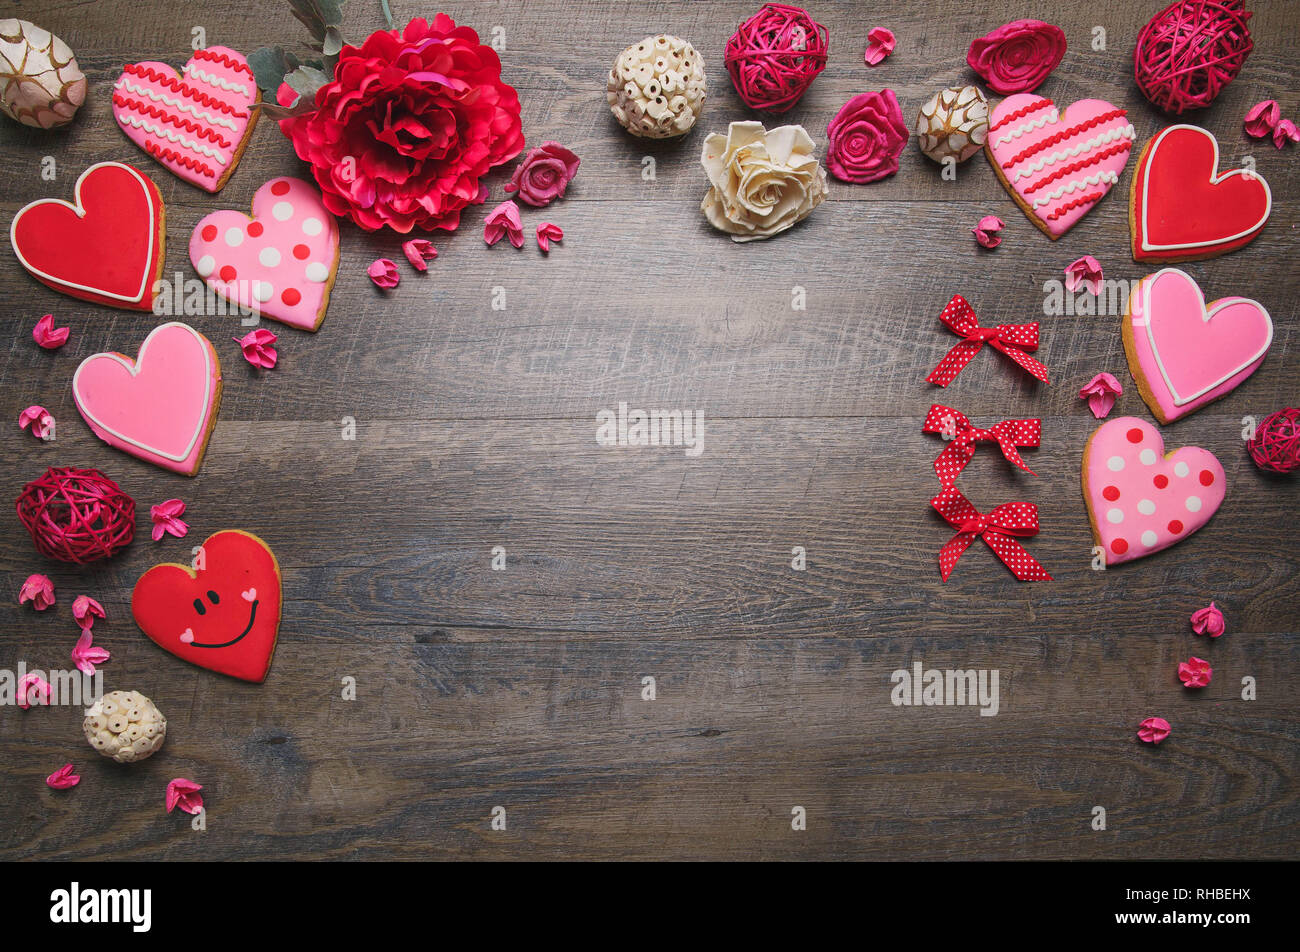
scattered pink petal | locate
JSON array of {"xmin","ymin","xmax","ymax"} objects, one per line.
[
  {"xmin": 971, "ymin": 215, "xmax": 1004, "ymax": 249},
  {"xmin": 33, "ymin": 314, "xmax": 70, "ymax": 349},
  {"xmin": 863, "ymin": 27, "xmax": 895, "ymax": 66},
  {"xmin": 1078, "ymin": 372, "xmax": 1123, "ymax": 419},
  {"xmin": 46, "ymin": 764, "xmax": 80, "ymax": 789},
  {"xmin": 1190, "ymin": 601, "xmax": 1225, "ymax": 638},
  {"xmin": 536, "ymin": 222, "xmax": 564, "ymax": 253},
  {"xmin": 484, "ymin": 200, "xmax": 524, "ymax": 248},
  {"xmin": 166, "ymin": 778, "xmax": 204, "ymax": 815},
  {"xmin": 18, "ymin": 574, "xmax": 55, "ymax": 611},
  {"xmin": 367, "ymin": 258, "xmax": 400, "ymax": 289},
  {"xmin": 402, "ymin": 239, "xmax": 437, "ymax": 271},
  {"xmin": 1137, "ymin": 716, "xmax": 1171, "ymax": 744},
  {"xmin": 1273, "ymin": 118, "xmax": 1299, "ymax": 149},
  {"xmin": 1178, "ymin": 656, "xmax": 1212, "ymax": 689},
  {"xmin": 1064, "ymin": 254, "xmax": 1104, "ymax": 295},
  {"xmin": 1243, "ymin": 100, "xmax": 1280, "ymax": 138},
  {"xmin": 71, "ymin": 629, "xmax": 111, "ymax": 676},
  {"xmin": 17, "ymin": 673, "xmax": 51, "ymax": 710},
  {"xmin": 150, "ymin": 499, "xmax": 189, "ymax": 542},
  {"xmin": 71, "ymin": 595, "xmax": 105, "ymax": 631},
  {"xmin": 18, "ymin": 405, "xmax": 55, "ymax": 440},
  {"xmin": 233, "ymin": 328, "xmax": 278, "ymax": 370}
]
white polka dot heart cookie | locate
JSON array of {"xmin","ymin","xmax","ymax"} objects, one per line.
[
  {"xmin": 189, "ymin": 177, "xmax": 339, "ymax": 331},
  {"xmin": 1082, "ymin": 417, "xmax": 1224, "ymax": 566}
]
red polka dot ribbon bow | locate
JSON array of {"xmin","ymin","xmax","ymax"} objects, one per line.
[
  {"xmin": 926, "ymin": 295, "xmax": 1049, "ymax": 387},
  {"xmin": 931, "ymin": 487, "xmax": 1053, "ymax": 581},
  {"xmin": 923, "ymin": 404, "xmax": 1040, "ymax": 486}
]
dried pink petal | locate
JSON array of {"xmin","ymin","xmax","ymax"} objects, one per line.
[
  {"xmin": 46, "ymin": 764, "xmax": 80, "ymax": 789},
  {"xmin": 1243, "ymin": 100, "xmax": 1280, "ymax": 138},
  {"xmin": 1078, "ymin": 372, "xmax": 1123, "ymax": 419},
  {"xmin": 863, "ymin": 27, "xmax": 896, "ymax": 66},
  {"xmin": 71, "ymin": 629, "xmax": 111, "ymax": 676},
  {"xmin": 1190, "ymin": 601, "xmax": 1225, "ymax": 638},
  {"xmin": 1064, "ymin": 254, "xmax": 1104, "ymax": 295},
  {"xmin": 18, "ymin": 405, "xmax": 55, "ymax": 440},
  {"xmin": 1178, "ymin": 656, "xmax": 1212, "ymax": 689},
  {"xmin": 233, "ymin": 328, "xmax": 278, "ymax": 370},
  {"xmin": 150, "ymin": 498, "xmax": 189, "ymax": 542},
  {"xmin": 1273, "ymin": 118, "xmax": 1299, "ymax": 149},
  {"xmin": 402, "ymin": 239, "xmax": 437, "ymax": 271},
  {"xmin": 367, "ymin": 258, "xmax": 400, "ymax": 289},
  {"xmin": 33, "ymin": 314, "xmax": 70, "ymax": 349},
  {"xmin": 1137, "ymin": 716, "xmax": 1171, "ymax": 744},
  {"xmin": 484, "ymin": 200, "xmax": 524, "ymax": 248},
  {"xmin": 971, "ymin": 215, "xmax": 1004, "ymax": 249},
  {"xmin": 71, "ymin": 595, "xmax": 105, "ymax": 631},
  {"xmin": 166, "ymin": 778, "xmax": 204, "ymax": 815},
  {"xmin": 17, "ymin": 673, "xmax": 51, "ymax": 710},
  {"xmin": 18, "ymin": 573, "xmax": 55, "ymax": 610},
  {"xmin": 536, "ymin": 222, "xmax": 564, "ymax": 253}
]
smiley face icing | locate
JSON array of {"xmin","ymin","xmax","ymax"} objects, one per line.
[{"xmin": 132, "ymin": 530, "xmax": 282, "ymax": 682}]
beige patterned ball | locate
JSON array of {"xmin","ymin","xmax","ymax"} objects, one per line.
[
  {"xmin": 84, "ymin": 690, "xmax": 167, "ymax": 764},
  {"xmin": 0, "ymin": 19, "xmax": 87, "ymax": 128},
  {"xmin": 607, "ymin": 34, "xmax": 706, "ymax": 138},
  {"xmin": 915, "ymin": 85, "xmax": 989, "ymax": 164}
]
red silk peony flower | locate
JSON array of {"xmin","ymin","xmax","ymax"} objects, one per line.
[
  {"xmin": 825, "ymin": 89, "xmax": 909, "ymax": 184},
  {"xmin": 967, "ymin": 20, "xmax": 1066, "ymax": 95},
  {"xmin": 277, "ymin": 15, "xmax": 525, "ymax": 233},
  {"xmin": 504, "ymin": 141, "xmax": 580, "ymax": 207}
]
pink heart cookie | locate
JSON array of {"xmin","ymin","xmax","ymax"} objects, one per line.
[
  {"xmin": 1083, "ymin": 417, "xmax": 1224, "ymax": 566},
  {"xmin": 1123, "ymin": 269, "xmax": 1272, "ymax": 424},
  {"xmin": 112, "ymin": 47, "xmax": 259, "ymax": 193},
  {"xmin": 72, "ymin": 322, "xmax": 223, "ymax": 476},
  {"xmin": 986, "ymin": 94, "xmax": 1135, "ymax": 239},
  {"xmin": 189, "ymin": 178, "xmax": 339, "ymax": 331}
]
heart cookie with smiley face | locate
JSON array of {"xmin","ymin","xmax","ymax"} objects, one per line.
[{"xmin": 132, "ymin": 530, "xmax": 282, "ymax": 682}]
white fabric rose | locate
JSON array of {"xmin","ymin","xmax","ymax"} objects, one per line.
[{"xmin": 700, "ymin": 120, "xmax": 829, "ymax": 242}]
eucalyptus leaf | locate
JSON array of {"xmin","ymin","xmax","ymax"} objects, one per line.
[
  {"xmin": 380, "ymin": 0, "xmax": 394, "ymax": 30},
  {"xmin": 284, "ymin": 64, "xmax": 333, "ymax": 103},
  {"xmin": 323, "ymin": 26, "xmax": 344, "ymax": 57},
  {"xmin": 289, "ymin": 0, "xmax": 347, "ymax": 42},
  {"xmin": 253, "ymin": 97, "xmax": 317, "ymax": 120},
  {"xmin": 247, "ymin": 46, "xmax": 301, "ymax": 93}
]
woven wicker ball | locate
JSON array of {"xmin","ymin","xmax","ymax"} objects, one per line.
[
  {"xmin": 1134, "ymin": 0, "xmax": 1253, "ymax": 114},
  {"xmin": 607, "ymin": 34, "xmax": 707, "ymax": 138},
  {"xmin": 16, "ymin": 467, "xmax": 136, "ymax": 563},
  {"xmin": 915, "ymin": 85, "xmax": 989, "ymax": 164},
  {"xmin": 1247, "ymin": 408, "xmax": 1300, "ymax": 474},
  {"xmin": 724, "ymin": 3, "xmax": 828, "ymax": 114}
]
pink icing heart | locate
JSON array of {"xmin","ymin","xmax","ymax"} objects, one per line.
[
  {"xmin": 72, "ymin": 322, "xmax": 222, "ymax": 475},
  {"xmin": 241, "ymin": 588, "xmax": 257, "ymax": 602},
  {"xmin": 189, "ymin": 177, "xmax": 340, "ymax": 331},
  {"xmin": 987, "ymin": 94, "xmax": 1135, "ymax": 238},
  {"xmin": 1126, "ymin": 269, "xmax": 1272, "ymax": 423},
  {"xmin": 1083, "ymin": 417, "xmax": 1225, "ymax": 566},
  {"xmin": 112, "ymin": 47, "xmax": 258, "ymax": 193}
]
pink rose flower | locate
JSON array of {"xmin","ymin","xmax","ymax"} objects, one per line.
[
  {"xmin": 1078, "ymin": 372, "xmax": 1122, "ymax": 419},
  {"xmin": 484, "ymin": 200, "xmax": 523, "ymax": 248},
  {"xmin": 504, "ymin": 142, "xmax": 580, "ymax": 207},
  {"xmin": 971, "ymin": 215, "xmax": 1004, "ymax": 248},
  {"xmin": 150, "ymin": 498, "xmax": 188, "ymax": 541},
  {"xmin": 33, "ymin": 314, "xmax": 69, "ymax": 349},
  {"xmin": 233, "ymin": 328, "xmax": 278, "ymax": 369},
  {"xmin": 18, "ymin": 574, "xmax": 55, "ymax": 610},
  {"xmin": 402, "ymin": 239, "xmax": 437, "ymax": 271},
  {"xmin": 1190, "ymin": 601, "xmax": 1225, "ymax": 638},
  {"xmin": 166, "ymin": 778, "xmax": 204, "ymax": 815},
  {"xmin": 71, "ymin": 595, "xmax": 105, "ymax": 631},
  {"xmin": 1178, "ymin": 657, "xmax": 1212, "ymax": 689},
  {"xmin": 825, "ymin": 89, "xmax": 909, "ymax": 184},
  {"xmin": 536, "ymin": 222, "xmax": 563, "ymax": 253},
  {"xmin": 18, "ymin": 405, "xmax": 54, "ymax": 440},
  {"xmin": 1137, "ymin": 716, "xmax": 1171, "ymax": 744},
  {"xmin": 1243, "ymin": 100, "xmax": 1280, "ymax": 138},
  {"xmin": 367, "ymin": 259, "xmax": 400, "ymax": 289},
  {"xmin": 863, "ymin": 28, "xmax": 895, "ymax": 67},
  {"xmin": 1064, "ymin": 255, "xmax": 1104, "ymax": 295},
  {"xmin": 1274, "ymin": 119, "xmax": 1299, "ymax": 149},
  {"xmin": 967, "ymin": 19, "xmax": 1066, "ymax": 94}
]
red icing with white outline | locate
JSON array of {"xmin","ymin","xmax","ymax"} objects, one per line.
[
  {"xmin": 189, "ymin": 177, "xmax": 339, "ymax": 331},
  {"xmin": 1083, "ymin": 417, "xmax": 1225, "ymax": 566},
  {"xmin": 113, "ymin": 47, "xmax": 258, "ymax": 193},
  {"xmin": 9, "ymin": 162, "xmax": 164, "ymax": 311}
]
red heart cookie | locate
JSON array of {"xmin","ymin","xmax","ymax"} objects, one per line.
[
  {"xmin": 1131, "ymin": 125, "xmax": 1271, "ymax": 262},
  {"xmin": 9, "ymin": 161, "xmax": 165, "ymax": 310},
  {"xmin": 132, "ymin": 530, "xmax": 282, "ymax": 682}
]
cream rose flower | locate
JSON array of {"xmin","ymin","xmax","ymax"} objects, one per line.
[{"xmin": 700, "ymin": 120, "xmax": 828, "ymax": 242}]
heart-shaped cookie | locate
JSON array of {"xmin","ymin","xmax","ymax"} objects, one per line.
[
  {"xmin": 986, "ymin": 94, "xmax": 1135, "ymax": 239},
  {"xmin": 1083, "ymin": 417, "xmax": 1225, "ymax": 566},
  {"xmin": 9, "ymin": 161, "xmax": 165, "ymax": 310},
  {"xmin": 189, "ymin": 177, "xmax": 339, "ymax": 331},
  {"xmin": 72, "ymin": 322, "xmax": 222, "ymax": 475},
  {"xmin": 1131, "ymin": 124, "xmax": 1271, "ymax": 262},
  {"xmin": 112, "ymin": 47, "xmax": 259, "ymax": 193},
  {"xmin": 1123, "ymin": 269, "xmax": 1272, "ymax": 424},
  {"xmin": 133, "ymin": 530, "xmax": 282, "ymax": 682}
]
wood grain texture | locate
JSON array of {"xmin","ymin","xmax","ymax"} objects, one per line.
[{"xmin": 0, "ymin": 0, "xmax": 1296, "ymax": 860}]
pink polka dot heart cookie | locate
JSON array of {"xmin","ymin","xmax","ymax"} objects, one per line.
[
  {"xmin": 1082, "ymin": 417, "xmax": 1224, "ymax": 566},
  {"xmin": 189, "ymin": 177, "xmax": 339, "ymax": 331}
]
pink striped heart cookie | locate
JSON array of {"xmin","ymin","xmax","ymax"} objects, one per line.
[
  {"xmin": 986, "ymin": 94, "xmax": 1135, "ymax": 239},
  {"xmin": 112, "ymin": 47, "xmax": 259, "ymax": 193}
]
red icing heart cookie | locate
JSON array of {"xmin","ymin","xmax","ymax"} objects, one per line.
[
  {"xmin": 1131, "ymin": 125, "xmax": 1271, "ymax": 262},
  {"xmin": 132, "ymin": 530, "xmax": 282, "ymax": 682},
  {"xmin": 1082, "ymin": 417, "xmax": 1225, "ymax": 566},
  {"xmin": 9, "ymin": 162, "xmax": 165, "ymax": 310}
]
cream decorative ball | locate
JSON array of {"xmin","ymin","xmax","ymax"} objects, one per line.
[
  {"xmin": 915, "ymin": 85, "xmax": 989, "ymax": 164},
  {"xmin": 607, "ymin": 34, "xmax": 706, "ymax": 138},
  {"xmin": 0, "ymin": 19, "xmax": 87, "ymax": 128},
  {"xmin": 84, "ymin": 690, "xmax": 167, "ymax": 764}
]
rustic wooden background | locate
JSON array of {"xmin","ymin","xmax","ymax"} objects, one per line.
[{"xmin": 1, "ymin": 0, "xmax": 1296, "ymax": 861}]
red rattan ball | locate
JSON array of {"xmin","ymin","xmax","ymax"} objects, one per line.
[
  {"xmin": 1133, "ymin": 0, "xmax": 1253, "ymax": 114},
  {"xmin": 16, "ymin": 467, "xmax": 136, "ymax": 564},
  {"xmin": 724, "ymin": 3, "xmax": 829, "ymax": 113},
  {"xmin": 1247, "ymin": 408, "xmax": 1300, "ymax": 474}
]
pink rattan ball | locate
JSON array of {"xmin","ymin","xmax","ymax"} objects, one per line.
[
  {"xmin": 16, "ymin": 467, "xmax": 136, "ymax": 563},
  {"xmin": 1247, "ymin": 408, "xmax": 1300, "ymax": 474},
  {"xmin": 1133, "ymin": 0, "xmax": 1253, "ymax": 114},
  {"xmin": 724, "ymin": 3, "xmax": 829, "ymax": 113}
]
